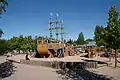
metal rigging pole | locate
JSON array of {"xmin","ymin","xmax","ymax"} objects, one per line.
[
  {"xmin": 49, "ymin": 12, "xmax": 65, "ymax": 42},
  {"xmin": 49, "ymin": 12, "xmax": 53, "ymax": 41},
  {"xmin": 60, "ymin": 20, "xmax": 64, "ymax": 42},
  {"xmin": 55, "ymin": 13, "xmax": 59, "ymax": 41}
]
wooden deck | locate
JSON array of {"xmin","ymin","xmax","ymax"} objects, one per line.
[{"xmin": 7, "ymin": 54, "xmax": 112, "ymax": 69}]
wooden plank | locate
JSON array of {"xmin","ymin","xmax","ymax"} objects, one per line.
[{"xmin": 20, "ymin": 59, "xmax": 98, "ymax": 69}]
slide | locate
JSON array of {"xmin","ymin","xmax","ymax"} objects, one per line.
[
  {"xmin": 68, "ymin": 48, "xmax": 76, "ymax": 55},
  {"xmin": 48, "ymin": 49, "xmax": 56, "ymax": 57}
]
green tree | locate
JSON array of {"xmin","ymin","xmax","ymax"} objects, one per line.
[
  {"xmin": 104, "ymin": 6, "xmax": 120, "ymax": 67},
  {"xmin": 0, "ymin": 0, "xmax": 8, "ymax": 38},
  {"xmin": 86, "ymin": 38, "xmax": 93, "ymax": 42},
  {"xmin": 0, "ymin": 0, "xmax": 8, "ymax": 13},
  {"xmin": 67, "ymin": 39, "xmax": 73, "ymax": 44},
  {"xmin": 0, "ymin": 34, "xmax": 36, "ymax": 55},
  {"xmin": 105, "ymin": 6, "xmax": 120, "ymax": 48},
  {"xmin": 8, "ymin": 36, "xmax": 20, "ymax": 52},
  {"xmin": 94, "ymin": 6, "xmax": 120, "ymax": 68},
  {"xmin": 0, "ymin": 39, "xmax": 9, "ymax": 55},
  {"xmin": 24, "ymin": 36, "xmax": 33, "ymax": 51},
  {"xmin": 94, "ymin": 25, "xmax": 108, "ymax": 46},
  {"xmin": 0, "ymin": 29, "xmax": 4, "ymax": 37},
  {"xmin": 85, "ymin": 38, "xmax": 95, "ymax": 44},
  {"xmin": 76, "ymin": 32, "xmax": 85, "ymax": 45},
  {"xmin": 8, "ymin": 35, "xmax": 36, "ymax": 52}
]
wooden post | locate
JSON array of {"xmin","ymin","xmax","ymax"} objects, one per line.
[{"xmin": 115, "ymin": 49, "xmax": 117, "ymax": 68}]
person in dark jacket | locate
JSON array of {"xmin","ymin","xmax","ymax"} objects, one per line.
[{"xmin": 25, "ymin": 53, "xmax": 30, "ymax": 60}]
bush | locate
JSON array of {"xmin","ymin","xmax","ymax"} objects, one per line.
[
  {"xmin": 117, "ymin": 49, "xmax": 120, "ymax": 53},
  {"xmin": 0, "ymin": 39, "xmax": 9, "ymax": 55}
]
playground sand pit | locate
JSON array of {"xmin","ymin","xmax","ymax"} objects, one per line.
[
  {"xmin": 7, "ymin": 53, "xmax": 112, "ymax": 69},
  {"xmin": 3, "ymin": 63, "xmax": 59, "ymax": 80},
  {"xmin": 7, "ymin": 53, "xmax": 110, "ymax": 63},
  {"xmin": 6, "ymin": 54, "xmax": 120, "ymax": 80},
  {"xmin": 2, "ymin": 63, "xmax": 120, "ymax": 80}
]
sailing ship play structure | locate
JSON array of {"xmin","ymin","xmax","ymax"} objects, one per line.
[{"xmin": 35, "ymin": 13, "xmax": 76, "ymax": 58}]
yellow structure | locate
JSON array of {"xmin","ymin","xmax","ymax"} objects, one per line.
[
  {"xmin": 36, "ymin": 40, "xmax": 76, "ymax": 58},
  {"xmin": 37, "ymin": 40, "xmax": 64, "ymax": 58}
]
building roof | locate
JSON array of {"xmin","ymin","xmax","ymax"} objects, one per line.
[{"xmin": 87, "ymin": 42, "xmax": 96, "ymax": 46}]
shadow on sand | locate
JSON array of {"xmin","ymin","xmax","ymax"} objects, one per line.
[
  {"xmin": 56, "ymin": 62, "xmax": 114, "ymax": 80},
  {"xmin": 0, "ymin": 60, "xmax": 17, "ymax": 78}
]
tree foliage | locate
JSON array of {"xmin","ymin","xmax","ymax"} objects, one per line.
[
  {"xmin": 0, "ymin": 0, "xmax": 8, "ymax": 13},
  {"xmin": 0, "ymin": 29, "xmax": 4, "ymax": 38},
  {"xmin": 94, "ymin": 5, "xmax": 120, "ymax": 67},
  {"xmin": 95, "ymin": 6, "xmax": 120, "ymax": 49},
  {"xmin": 0, "ymin": 39, "xmax": 9, "ymax": 55},
  {"xmin": 94, "ymin": 25, "xmax": 108, "ymax": 46},
  {"xmin": 105, "ymin": 6, "xmax": 120, "ymax": 49},
  {"xmin": 8, "ymin": 35, "xmax": 36, "ymax": 52},
  {"xmin": 76, "ymin": 32, "xmax": 85, "ymax": 45},
  {"xmin": 0, "ymin": 35, "xmax": 48, "ymax": 55},
  {"xmin": 85, "ymin": 38, "xmax": 94, "ymax": 44},
  {"xmin": 67, "ymin": 39, "xmax": 74, "ymax": 44},
  {"xmin": 0, "ymin": 0, "xmax": 8, "ymax": 38}
]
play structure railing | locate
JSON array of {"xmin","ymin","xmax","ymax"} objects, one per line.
[{"xmin": 47, "ymin": 43, "xmax": 64, "ymax": 49}]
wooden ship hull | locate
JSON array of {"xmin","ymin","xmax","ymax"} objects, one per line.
[{"xmin": 36, "ymin": 40, "xmax": 64, "ymax": 58}]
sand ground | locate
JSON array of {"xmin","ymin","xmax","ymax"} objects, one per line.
[
  {"xmin": 3, "ymin": 63, "xmax": 59, "ymax": 80},
  {"xmin": 2, "ymin": 62, "xmax": 120, "ymax": 80},
  {"xmin": 0, "ymin": 56, "xmax": 7, "ymax": 64},
  {"xmin": 1, "ymin": 55, "xmax": 120, "ymax": 80}
]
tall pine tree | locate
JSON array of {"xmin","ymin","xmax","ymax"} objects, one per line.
[
  {"xmin": 76, "ymin": 32, "xmax": 85, "ymax": 45},
  {"xmin": 104, "ymin": 6, "xmax": 120, "ymax": 67}
]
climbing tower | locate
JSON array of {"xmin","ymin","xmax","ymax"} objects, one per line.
[{"xmin": 49, "ymin": 13, "xmax": 65, "ymax": 42}]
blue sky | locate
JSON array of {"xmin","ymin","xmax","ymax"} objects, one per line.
[{"xmin": 0, "ymin": 0, "xmax": 120, "ymax": 40}]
